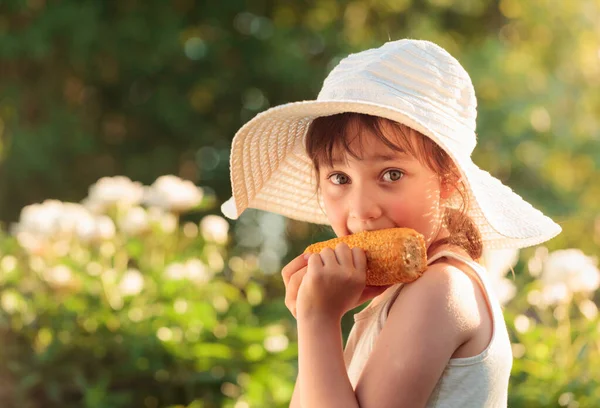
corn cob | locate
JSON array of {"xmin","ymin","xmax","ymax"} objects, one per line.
[{"xmin": 303, "ymin": 228, "xmax": 427, "ymax": 286}]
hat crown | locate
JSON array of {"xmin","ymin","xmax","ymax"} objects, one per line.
[{"xmin": 317, "ymin": 39, "xmax": 478, "ymax": 154}]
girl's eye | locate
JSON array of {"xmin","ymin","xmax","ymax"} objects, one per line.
[
  {"xmin": 328, "ymin": 173, "xmax": 350, "ymax": 185},
  {"xmin": 383, "ymin": 169, "xmax": 404, "ymax": 182}
]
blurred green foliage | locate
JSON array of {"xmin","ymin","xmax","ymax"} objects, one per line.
[
  {"xmin": 0, "ymin": 0, "xmax": 598, "ymax": 241},
  {"xmin": 0, "ymin": 0, "xmax": 599, "ymax": 407},
  {"xmin": 0, "ymin": 200, "xmax": 302, "ymax": 408}
]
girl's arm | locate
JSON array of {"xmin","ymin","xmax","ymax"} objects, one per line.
[
  {"xmin": 297, "ymin": 263, "xmax": 479, "ymax": 408},
  {"xmin": 283, "ymin": 251, "xmax": 390, "ymax": 408},
  {"xmin": 289, "ymin": 377, "xmax": 301, "ymax": 408},
  {"xmin": 297, "ymin": 314, "xmax": 359, "ymax": 408}
]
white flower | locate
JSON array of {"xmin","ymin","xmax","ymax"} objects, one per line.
[
  {"xmin": 513, "ymin": 315, "xmax": 531, "ymax": 334},
  {"xmin": 84, "ymin": 176, "xmax": 144, "ymax": 212},
  {"xmin": 200, "ymin": 215, "xmax": 229, "ymax": 244},
  {"xmin": 164, "ymin": 259, "xmax": 212, "ymax": 283},
  {"xmin": 76, "ymin": 215, "xmax": 116, "ymax": 242},
  {"xmin": 58, "ymin": 203, "xmax": 95, "ymax": 236},
  {"xmin": 1, "ymin": 290, "xmax": 22, "ymax": 314},
  {"xmin": 539, "ymin": 283, "xmax": 572, "ymax": 306},
  {"xmin": 164, "ymin": 262, "xmax": 187, "ymax": 280},
  {"xmin": 14, "ymin": 200, "xmax": 65, "ymax": 238},
  {"xmin": 183, "ymin": 222, "xmax": 199, "ymax": 238},
  {"xmin": 156, "ymin": 327, "xmax": 173, "ymax": 342},
  {"xmin": 578, "ymin": 299, "xmax": 598, "ymax": 320},
  {"xmin": 86, "ymin": 262, "xmax": 103, "ymax": 276},
  {"xmin": 143, "ymin": 175, "xmax": 203, "ymax": 212},
  {"xmin": 72, "ymin": 211, "xmax": 97, "ymax": 241},
  {"xmin": 12, "ymin": 200, "xmax": 114, "ymax": 252},
  {"xmin": 481, "ymin": 248, "xmax": 519, "ymax": 305},
  {"xmin": 481, "ymin": 248, "xmax": 519, "ymax": 279},
  {"xmin": 185, "ymin": 259, "xmax": 211, "ymax": 283},
  {"xmin": 118, "ymin": 206, "xmax": 150, "ymax": 235},
  {"xmin": 264, "ymin": 334, "xmax": 289, "ymax": 353},
  {"xmin": 95, "ymin": 216, "xmax": 116, "ymax": 240},
  {"xmin": 45, "ymin": 264, "xmax": 73, "ymax": 287},
  {"xmin": 13, "ymin": 200, "xmax": 111, "ymax": 240},
  {"xmin": 147, "ymin": 207, "xmax": 177, "ymax": 234},
  {"xmin": 14, "ymin": 232, "xmax": 46, "ymax": 255},
  {"xmin": 119, "ymin": 269, "xmax": 144, "ymax": 296},
  {"xmin": 527, "ymin": 246, "xmax": 548, "ymax": 277},
  {"xmin": 0, "ymin": 256, "xmax": 17, "ymax": 273},
  {"xmin": 541, "ymin": 249, "xmax": 600, "ymax": 295},
  {"xmin": 491, "ymin": 277, "xmax": 517, "ymax": 306}
]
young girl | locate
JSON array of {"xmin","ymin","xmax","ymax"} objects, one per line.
[{"xmin": 221, "ymin": 39, "xmax": 561, "ymax": 407}]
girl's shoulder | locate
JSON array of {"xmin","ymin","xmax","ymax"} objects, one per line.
[
  {"xmin": 395, "ymin": 261, "xmax": 483, "ymax": 336},
  {"xmin": 395, "ymin": 251, "xmax": 495, "ymax": 359},
  {"xmin": 354, "ymin": 261, "xmax": 484, "ymax": 405}
]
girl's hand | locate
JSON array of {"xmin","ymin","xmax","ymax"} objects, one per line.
[
  {"xmin": 281, "ymin": 253, "xmax": 310, "ymax": 319},
  {"xmin": 281, "ymin": 249, "xmax": 392, "ymax": 320},
  {"xmin": 296, "ymin": 243, "xmax": 382, "ymax": 321}
]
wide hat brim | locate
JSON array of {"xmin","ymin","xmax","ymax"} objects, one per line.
[{"xmin": 221, "ymin": 99, "xmax": 561, "ymax": 249}]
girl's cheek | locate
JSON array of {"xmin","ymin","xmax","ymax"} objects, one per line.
[
  {"xmin": 322, "ymin": 184, "xmax": 345, "ymax": 199},
  {"xmin": 322, "ymin": 192, "xmax": 342, "ymax": 214},
  {"xmin": 388, "ymin": 200, "xmax": 412, "ymax": 221}
]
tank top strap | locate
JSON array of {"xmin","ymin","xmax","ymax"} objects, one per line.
[
  {"xmin": 427, "ymin": 250, "xmax": 474, "ymax": 267},
  {"xmin": 372, "ymin": 249, "xmax": 501, "ymax": 322},
  {"xmin": 428, "ymin": 250, "xmax": 487, "ymax": 283}
]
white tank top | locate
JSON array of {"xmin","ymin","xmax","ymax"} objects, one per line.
[{"xmin": 343, "ymin": 250, "xmax": 513, "ymax": 407}]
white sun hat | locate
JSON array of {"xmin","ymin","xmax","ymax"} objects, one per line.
[{"xmin": 221, "ymin": 39, "xmax": 561, "ymax": 249}]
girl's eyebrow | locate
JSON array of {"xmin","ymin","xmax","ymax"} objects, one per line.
[{"xmin": 331, "ymin": 151, "xmax": 408, "ymax": 165}]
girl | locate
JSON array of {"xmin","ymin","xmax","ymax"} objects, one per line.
[{"xmin": 221, "ymin": 39, "xmax": 561, "ymax": 407}]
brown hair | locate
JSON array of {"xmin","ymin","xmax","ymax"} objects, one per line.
[{"xmin": 304, "ymin": 112, "xmax": 483, "ymax": 261}]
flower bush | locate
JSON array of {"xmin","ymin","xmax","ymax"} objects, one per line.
[
  {"xmin": 0, "ymin": 176, "xmax": 298, "ymax": 408},
  {"xmin": 0, "ymin": 175, "xmax": 598, "ymax": 407},
  {"xmin": 478, "ymin": 246, "xmax": 600, "ymax": 406},
  {"xmin": 506, "ymin": 247, "xmax": 600, "ymax": 407}
]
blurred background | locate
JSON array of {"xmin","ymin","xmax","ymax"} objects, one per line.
[{"xmin": 0, "ymin": 0, "xmax": 599, "ymax": 407}]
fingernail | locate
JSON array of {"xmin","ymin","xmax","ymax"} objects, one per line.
[{"xmin": 303, "ymin": 254, "xmax": 311, "ymax": 261}]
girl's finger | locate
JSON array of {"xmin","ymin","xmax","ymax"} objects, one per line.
[
  {"xmin": 308, "ymin": 251, "xmax": 325, "ymax": 269},
  {"xmin": 351, "ymin": 247, "xmax": 367, "ymax": 272},
  {"xmin": 281, "ymin": 253, "xmax": 309, "ymax": 287},
  {"xmin": 287, "ymin": 267, "xmax": 306, "ymax": 297},
  {"xmin": 317, "ymin": 247, "xmax": 337, "ymax": 266},
  {"xmin": 285, "ymin": 266, "xmax": 307, "ymax": 313},
  {"xmin": 334, "ymin": 242, "xmax": 353, "ymax": 268}
]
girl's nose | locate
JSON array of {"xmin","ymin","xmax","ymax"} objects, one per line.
[{"xmin": 349, "ymin": 189, "xmax": 382, "ymax": 221}]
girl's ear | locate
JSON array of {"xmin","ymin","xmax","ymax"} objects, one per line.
[{"xmin": 440, "ymin": 174, "xmax": 460, "ymax": 200}]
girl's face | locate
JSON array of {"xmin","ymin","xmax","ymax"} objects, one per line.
[{"xmin": 319, "ymin": 120, "xmax": 449, "ymax": 248}]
